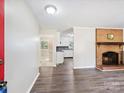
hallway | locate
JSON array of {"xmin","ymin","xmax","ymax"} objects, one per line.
[
  {"xmin": 31, "ymin": 58, "xmax": 124, "ymax": 93},
  {"xmin": 31, "ymin": 58, "xmax": 73, "ymax": 93}
]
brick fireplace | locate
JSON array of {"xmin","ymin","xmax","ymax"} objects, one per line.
[{"xmin": 96, "ymin": 28, "xmax": 124, "ymax": 70}]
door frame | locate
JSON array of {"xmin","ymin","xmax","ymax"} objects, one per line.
[{"xmin": 0, "ymin": 0, "xmax": 4, "ymax": 80}]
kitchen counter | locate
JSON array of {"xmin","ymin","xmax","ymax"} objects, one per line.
[
  {"xmin": 56, "ymin": 51, "xmax": 64, "ymax": 65},
  {"xmin": 56, "ymin": 46, "xmax": 73, "ymax": 58}
]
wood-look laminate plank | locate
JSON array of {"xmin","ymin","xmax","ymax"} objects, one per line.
[{"xmin": 31, "ymin": 58, "xmax": 124, "ymax": 93}]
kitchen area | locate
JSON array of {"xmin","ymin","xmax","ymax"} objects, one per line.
[{"xmin": 56, "ymin": 28, "xmax": 74, "ymax": 65}]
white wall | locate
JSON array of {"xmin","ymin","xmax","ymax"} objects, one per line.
[
  {"xmin": 5, "ymin": 0, "xmax": 40, "ymax": 93},
  {"xmin": 123, "ymin": 28, "xmax": 124, "ymax": 43},
  {"xmin": 74, "ymin": 27, "xmax": 96, "ymax": 68},
  {"xmin": 123, "ymin": 28, "xmax": 124, "ymax": 62}
]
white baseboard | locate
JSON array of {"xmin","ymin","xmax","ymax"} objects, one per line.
[
  {"xmin": 74, "ymin": 66, "xmax": 95, "ymax": 69},
  {"xmin": 26, "ymin": 73, "xmax": 40, "ymax": 93},
  {"xmin": 40, "ymin": 64, "xmax": 56, "ymax": 67}
]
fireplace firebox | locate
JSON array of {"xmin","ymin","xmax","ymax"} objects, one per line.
[{"xmin": 102, "ymin": 51, "xmax": 118, "ymax": 65}]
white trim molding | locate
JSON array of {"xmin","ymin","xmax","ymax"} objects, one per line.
[
  {"xmin": 26, "ymin": 73, "xmax": 40, "ymax": 93},
  {"xmin": 73, "ymin": 66, "xmax": 95, "ymax": 69}
]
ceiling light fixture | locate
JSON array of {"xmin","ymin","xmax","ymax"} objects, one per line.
[{"xmin": 45, "ymin": 5, "xmax": 57, "ymax": 15}]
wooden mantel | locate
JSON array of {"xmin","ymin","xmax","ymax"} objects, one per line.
[{"xmin": 96, "ymin": 42, "xmax": 124, "ymax": 45}]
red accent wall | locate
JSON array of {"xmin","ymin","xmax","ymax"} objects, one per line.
[{"xmin": 0, "ymin": 0, "xmax": 4, "ymax": 80}]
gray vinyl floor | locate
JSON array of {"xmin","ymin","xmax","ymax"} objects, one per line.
[{"xmin": 31, "ymin": 58, "xmax": 124, "ymax": 93}]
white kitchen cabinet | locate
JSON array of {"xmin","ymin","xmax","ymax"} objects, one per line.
[
  {"xmin": 56, "ymin": 52, "xmax": 64, "ymax": 64},
  {"xmin": 63, "ymin": 50, "xmax": 73, "ymax": 57}
]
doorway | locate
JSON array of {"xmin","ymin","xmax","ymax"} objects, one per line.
[
  {"xmin": 40, "ymin": 35, "xmax": 56, "ymax": 66},
  {"xmin": 56, "ymin": 28, "xmax": 74, "ymax": 70}
]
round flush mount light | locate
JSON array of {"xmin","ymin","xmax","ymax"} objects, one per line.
[{"xmin": 45, "ymin": 5, "xmax": 57, "ymax": 15}]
